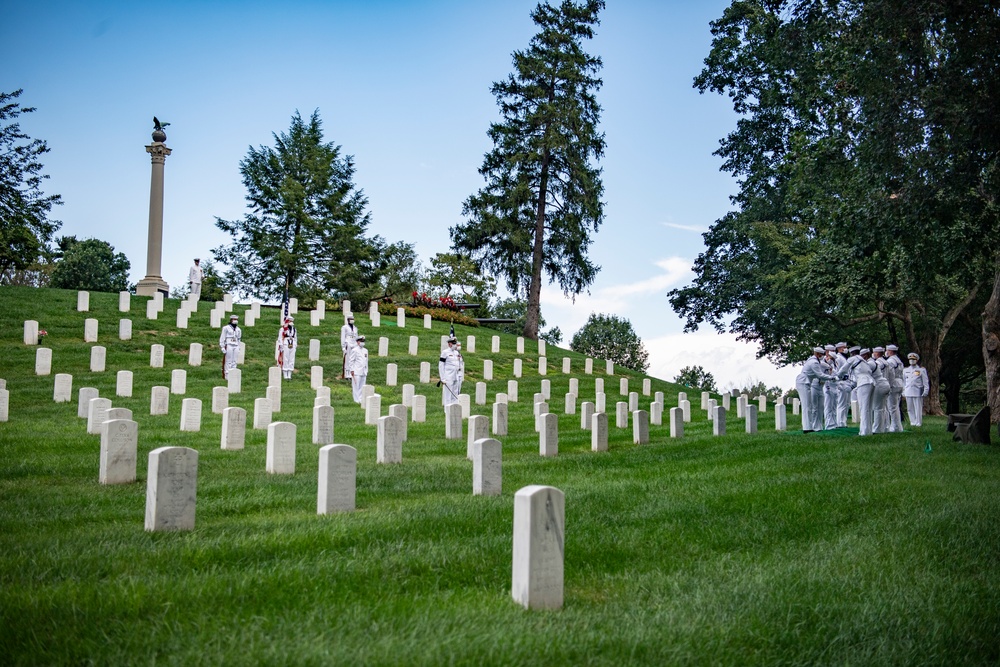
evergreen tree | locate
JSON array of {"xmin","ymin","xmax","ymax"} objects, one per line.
[
  {"xmin": 0, "ymin": 89, "xmax": 62, "ymax": 284},
  {"xmin": 213, "ymin": 110, "xmax": 383, "ymax": 306},
  {"xmin": 452, "ymin": 0, "xmax": 605, "ymax": 340}
]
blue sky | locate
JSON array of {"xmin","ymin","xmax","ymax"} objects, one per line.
[{"xmin": 2, "ymin": 0, "xmax": 800, "ymax": 390}]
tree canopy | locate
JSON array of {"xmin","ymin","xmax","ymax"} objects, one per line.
[
  {"xmin": 0, "ymin": 89, "xmax": 62, "ymax": 284},
  {"xmin": 570, "ymin": 313, "xmax": 649, "ymax": 373},
  {"xmin": 669, "ymin": 0, "xmax": 1000, "ymax": 415},
  {"xmin": 452, "ymin": 0, "xmax": 606, "ymax": 340},
  {"xmin": 673, "ymin": 366, "xmax": 717, "ymax": 394},
  {"xmin": 213, "ymin": 110, "xmax": 386, "ymax": 306},
  {"xmin": 49, "ymin": 236, "xmax": 130, "ymax": 293}
]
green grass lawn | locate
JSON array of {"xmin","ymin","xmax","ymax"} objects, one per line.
[{"xmin": 1, "ymin": 286, "xmax": 998, "ymax": 666}]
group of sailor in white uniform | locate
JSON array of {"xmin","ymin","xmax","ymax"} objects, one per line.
[{"xmin": 795, "ymin": 342, "xmax": 930, "ymax": 435}]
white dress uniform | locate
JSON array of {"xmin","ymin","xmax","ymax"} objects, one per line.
[
  {"xmin": 348, "ymin": 338, "xmax": 369, "ymax": 403},
  {"xmin": 871, "ymin": 350, "xmax": 891, "ymax": 433},
  {"xmin": 841, "ymin": 351, "xmax": 875, "ymax": 436},
  {"xmin": 275, "ymin": 319, "xmax": 297, "ymax": 379},
  {"xmin": 797, "ymin": 350, "xmax": 829, "ymax": 432},
  {"xmin": 340, "ymin": 318, "xmax": 358, "ymax": 378},
  {"xmin": 885, "ymin": 347, "xmax": 905, "ymax": 432},
  {"xmin": 219, "ymin": 317, "xmax": 242, "ymax": 379},
  {"xmin": 439, "ymin": 341, "xmax": 463, "ymax": 407},
  {"xmin": 835, "ymin": 346, "xmax": 852, "ymax": 427},
  {"xmin": 903, "ymin": 356, "xmax": 929, "ymax": 426},
  {"xmin": 823, "ymin": 347, "xmax": 844, "ymax": 429},
  {"xmin": 188, "ymin": 260, "xmax": 203, "ymax": 301}
]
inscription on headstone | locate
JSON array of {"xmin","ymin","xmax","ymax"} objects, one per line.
[
  {"xmin": 89, "ymin": 398, "xmax": 113, "ymax": 435},
  {"xmin": 180, "ymin": 398, "xmax": 202, "ymax": 432},
  {"xmin": 150, "ymin": 344, "xmax": 164, "ymax": 368},
  {"xmin": 150, "ymin": 386, "xmax": 169, "ymax": 416},
  {"xmin": 35, "ymin": 347, "xmax": 52, "ymax": 376},
  {"xmin": 254, "ymin": 397, "xmax": 273, "ymax": 430},
  {"xmin": 116, "ymin": 370, "xmax": 133, "ymax": 398},
  {"xmin": 100, "ymin": 419, "xmax": 137, "ymax": 484},
  {"xmin": 53, "ymin": 373, "xmax": 72, "ymax": 403},
  {"xmin": 188, "ymin": 343, "xmax": 203, "ymax": 367},
  {"xmin": 119, "ymin": 318, "xmax": 132, "ymax": 341},
  {"xmin": 171, "ymin": 369, "xmax": 187, "ymax": 395},
  {"xmin": 493, "ymin": 401, "xmax": 508, "ymax": 436},
  {"xmin": 90, "ymin": 346, "xmax": 106, "ymax": 372},
  {"xmin": 412, "ymin": 394, "xmax": 426, "ymax": 422},
  {"xmin": 511, "ymin": 485, "xmax": 564, "ymax": 610},
  {"xmin": 221, "ymin": 407, "xmax": 246, "ymax": 450},
  {"xmin": 473, "ymin": 438, "xmax": 502, "ymax": 496},
  {"xmin": 445, "ymin": 403, "xmax": 463, "ymax": 440},
  {"xmin": 539, "ymin": 413, "xmax": 558, "ymax": 457},
  {"xmin": 78, "ymin": 387, "xmax": 99, "ymax": 418},
  {"xmin": 318, "ymin": 444, "xmax": 356, "ymax": 513},
  {"xmin": 145, "ymin": 447, "xmax": 198, "ymax": 531},
  {"xmin": 266, "ymin": 422, "xmax": 297, "ymax": 474},
  {"xmin": 212, "ymin": 386, "xmax": 229, "ymax": 414},
  {"xmin": 377, "ymin": 415, "xmax": 403, "ymax": 464},
  {"xmin": 591, "ymin": 412, "xmax": 608, "ymax": 452}
]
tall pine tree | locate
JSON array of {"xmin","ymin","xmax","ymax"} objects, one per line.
[{"xmin": 452, "ymin": 0, "xmax": 605, "ymax": 340}]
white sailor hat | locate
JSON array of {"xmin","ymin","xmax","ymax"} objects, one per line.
[
  {"xmin": 836, "ymin": 342, "xmax": 847, "ymax": 348},
  {"xmin": 229, "ymin": 314, "xmax": 238, "ymax": 321},
  {"xmin": 886, "ymin": 344, "xmax": 898, "ymax": 351},
  {"xmin": 907, "ymin": 352, "xmax": 920, "ymax": 360},
  {"xmin": 860, "ymin": 348, "xmax": 871, "ymax": 355},
  {"xmin": 284, "ymin": 315, "xmax": 294, "ymax": 322},
  {"xmin": 849, "ymin": 346, "xmax": 861, "ymax": 353},
  {"xmin": 824, "ymin": 344, "xmax": 836, "ymax": 351},
  {"xmin": 448, "ymin": 336, "xmax": 458, "ymax": 343},
  {"xmin": 813, "ymin": 346, "xmax": 825, "ymax": 354},
  {"xmin": 873, "ymin": 346, "xmax": 885, "ymax": 352},
  {"xmin": 347, "ymin": 313, "xmax": 354, "ymax": 320},
  {"xmin": 356, "ymin": 334, "xmax": 366, "ymax": 341}
]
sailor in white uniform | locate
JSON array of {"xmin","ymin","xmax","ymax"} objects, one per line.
[
  {"xmin": 840, "ymin": 348, "xmax": 875, "ymax": 436},
  {"xmin": 884, "ymin": 344, "xmax": 905, "ymax": 432},
  {"xmin": 438, "ymin": 336, "xmax": 463, "ymax": 407},
  {"xmin": 348, "ymin": 334, "xmax": 368, "ymax": 404},
  {"xmin": 219, "ymin": 314, "xmax": 241, "ymax": 379},
  {"xmin": 903, "ymin": 352, "xmax": 929, "ymax": 427}
]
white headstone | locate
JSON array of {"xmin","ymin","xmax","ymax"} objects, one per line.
[
  {"xmin": 119, "ymin": 318, "xmax": 132, "ymax": 341},
  {"xmin": 378, "ymin": 336, "xmax": 389, "ymax": 357},
  {"xmin": 681, "ymin": 399, "xmax": 691, "ymax": 422},
  {"xmin": 736, "ymin": 395, "xmax": 746, "ymax": 419},
  {"xmin": 180, "ymin": 398, "xmax": 202, "ymax": 432},
  {"xmin": 596, "ymin": 392, "xmax": 606, "ymax": 414},
  {"xmin": 150, "ymin": 344, "xmax": 164, "ymax": 368},
  {"xmin": 371, "ymin": 311, "xmax": 380, "ymax": 328},
  {"xmin": 564, "ymin": 393, "xmax": 576, "ymax": 414},
  {"xmin": 483, "ymin": 359, "xmax": 493, "ymax": 381},
  {"xmin": 243, "ymin": 311, "xmax": 255, "ymax": 328},
  {"xmin": 713, "ymin": 405, "xmax": 726, "ymax": 435},
  {"xmin": 254, "ymin": 397, "xmax": 273, "ymax": 430},
  {"xmin": 758, "ymin": 395, "xmax": 767, "ymax": 413},
  {"xmin": 445, "ymin": 403, "xmax": 463, "ymax": 440},
  {"xmin": 745, "ymin": 404, "xmax": 758, "ymax": 434},
  {"xmin": 793, "ymin": 397, "xmax": 800, "ymax": 415},
  {"xmin": 402, "ymin": 384, "xmax": 415, "ymax": 408},
  {"xmin": 365, "ymin": 394, "xmax": 382, "ymax": 425},
  {"xmin": 310, "ymin": 404, "xmax": 335, "ymax": 445},
  {"xmin": 492, "ymin": 402, "xmax": 508, "ymax": 436},
  {"xmin": 419, "ymin": 362, "xmax": 431, "ymax": 384},
  {"xmin": 466, "ymin": 336, "xmax": 476, "ymax": 353},
  {"xmin": 78, "ymin": 387, "xmax": 99, "ymax": 418},
  {"xmin": 100, "ymin": 418, "xmax": 137, "ymax": 484},
  {"xmin": 266, "ymin": 384, "xmax": 282, "ymax": 413},
  {"xmin": 412, "ymin": 394, "xmax": 426, "ymax": 422},
  {"xmin": 591, "ymin": 412, "xmax": 608, "ymax": 452},
  {"xmin": 506, "ymin": 380, "xmax": 518, "ymax": 402},
  {"xmin": 119, "ymin": 291, "xmax": 130, "ymax": 312},
  {"xmin": 377, "ymin": 415, "xmax": 404, "ymax": 464},
  {"xmin": 408, "ymin": 336, "xmax": 418, "ymax": 356},
  {"xmin": 475, "ymin": 382, "xmax": 487, "ymax": 405},
  {"xmin": 266, "ymin": 422, "xmax": 297, "ymax": 474},
  {"xmin": 700, "ymin": 391, "xmax": 709, "ymax": 410},
  {"xmin": 188, "ymin": 343, "xmax": 203, "ymax": 367},
  {"xmin": 24, "ymin": 320, "xmax": 38, "ymax": 346},
  {"xmin": 311, "ymin": 366, "xmax": 323, "ymax": 390},
  {"xmin": 397, "ymin": 307, "xmax": 406, "ymax": 328},
  {"xmin": 620, "ymin": 378, "xmax": 629, "ymax": 396},
  {"xmin": 616, "ymin": 402, "xmax": 628, "ymax": 429},
  {"xmin": 606, "ymin": 360, "xmax": 614, "ymax": 375},
  {"xmin": 53, "ymin": 373, "xmax": 72, "ymax": 403},
  {"xmin": 850, "ymin": 399, "xmax": 858, "ymax": 423},
  {"xmin": 35, "ymin": 347, "xmax": 52, "ymax": 375},
  {"xmin": 533, "ymin": 392, "xmax": 545, "ymax": 407},
  {"xmin": 722, "ymin": 392, "xmax": 732, "ymax": 411},
  {"xmin": 381, "ymin": 362, "xmax": 397, "ymax": 387},
  {"xmin": 145, "ymin": 447, "xmax": 198, "ymax": 531},
  {"xmin": 310, "ymin": 310, "xmax": 321, "ymax": 327},
  {"xmin": 176, "ymin": 309, "xmax": 189, "ymax": 329},
  {"xmin": 265, "ymin": 365, "xmax": 280, "ymax": 388},
  {"xmin": 288, "ymin": 297, "xmax": 298, "ymax": 314},
  {"xmin": 516, "ymin": 337, "xmax": 524, "ymax": 354},
  {"xmin": 511, "ymin": 485, "xmax": 564, "ymax": 610},
  {"xmin": 775, "ymin": 403, "xmax": 787, "ymax": 431},
  {"xmin": 210, "ymin": 310, "xmax": 222, "ymax": 328},
  {"xmin": 537, "ymin": 339, "xmax": 546, "ymax": 356},
  {"xmin": 77, "ymin": 290, "xmax": 89, "ymax": 312},
  {"xmin": 388, "ymin": 404, "xmax": 408, "ymax": 442},
  {"xmin": 633, "ymin": 410, "xmax": 650, "ymax": 444},
  {"xmin": 83, "ymin": 318, "xmax": 98, "ymax": 343},
  {"xmin": 87, "ymin": 397, "xmax": 113, "ymax": 434},
  {"xmin": 423, "ymin": 314, "xmax": 432, "ymax": 329},
  {"xmin": 539, "ymin": 413, "xmax": 558, "ymax": 457},
  {"xmin": 221, "ymin": 407, "xmax": 246, "ymax": 450},
  {"xmin": 223, "ymin": 293, "xmax": 233, "ymax": 310},
  {"xmin": 116, "ymin": 370, "xmax": 133, "ymax": 397},
  {"xmin": 212, "ymin": 386, "xmax": 229, "ymax": 414},
  {"xmin": 580, "ymin": 401, "xmax": 595, "ymax": 430},
  {"xmin": 308, "ymin": 339, "xmax": 320, "ymax": 361},
  {"xmin": 472, "ymin": 437, "xmax": 502, "ymax": 496},
  {"xmin": 513, "ymin": 358, "xmax": 522, "ymax": 378},
  {"xmin": 538, "ymin": 357, "xmax": 547, "ymax": 375},
  {"xmin": 708, "ymin": 399, "xmax": 718, "ymax": 421},
  {"xmin": 585, "ymin": 358, "xmax": 593, "ymax": 374},
  {"xmin": 146, "ymin": 300, "xmax": 158, "ymax": 320},
  {"xmin": 670, "ymin": 407, "xmax": 684, "ymax": 438},
  {"xmin": 595, "ymin": 378, "xmax": 604, "ymax": 395},
  {"xmin": 458, "ymin": 393, "xmax": 471, "ymax": 419},
  {"xmin": 318, "ymin": 444, "xmax": 356, "ymax": 514},
  {"xmin": 228, "ymin": 368, "xmax": 242, "ymax": 394},
  {"xmin": 562, "ymin": 358, "xmax": 571, "ymax": 374},
  {"xmin": 171, "ymin": 369, "xmax": 187, "ymax": 395},
  {"xmin": 642, "ymin": 378, "xmax": 651, "ymax": 396},
  {"xmin": 569, "ymin": 378, "xmax": 579, "ymax": 396},
  {"xmin": 658, "ymin": 391, "xmax": 667, "ymax": 405},
  {"xmin": 150, "ymin": 386, "xmax": 169, "ymax": 415},
  {"xmin": 651, "ymin": 401, "xmax": 663, "ymax": 426},
  {"xmin": 628, "ymin": 391, "xmax": 639, "ymax": 412},
  {"xmin": 496, "ymin": 392, "xmax": 508, "ymax": 404},
  {"xmin": 467, "ymin": 414, "xmax": 489, "ymax": 460},
  {"xmin": 492, "ymin": 336, "xmax": 500, "ymax": 353},
  {"xmin": 237, "ymin": 342, "xmax": 246, "ymax": 365}
]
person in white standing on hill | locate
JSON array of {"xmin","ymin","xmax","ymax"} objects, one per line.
[
  {"xmin": 188, "ymin": 258, "xmax": 203, "ymax": 301},
  {"xmin": 823, "ymin": 344, "xmax": 842, "ymax": 430},
  {"xmin": 884, "ymin": 344, "xmax": 905, "ymax": 432},
  {"xmin": 903, "ymin": 352, "xmax": 929, "ymax": 427},
  {"xmin": 438, "ymin": 336, "xmax": 463, "ymax": 407},
  {"xmin": 219, "ymin": 314, "xmax": 241, "ymax": 379},
  {"xmin": 348, "ymin": 334, "xmax": 368, "ymax": 404},
  {"xmin": 340, "ymin": 314, "xmax": 358, "ymax": 380},
  {"xmin": 871, "ymin": 346, "xmax": 891, "ymax": 433},
  {"xmin": 275, "ymin": 316, "xmax": 297, "ymax": 380}
]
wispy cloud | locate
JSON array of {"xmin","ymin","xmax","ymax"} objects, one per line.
[{"xmin": 661, "ymin": 221, "xmax": 707, "ymax": 233}]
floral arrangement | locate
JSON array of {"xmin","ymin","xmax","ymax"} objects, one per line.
[
  {"xmin": 37, "ymin": 329, "xmax": 48, "ymax": 344},
  {"xmin": 411, "ymin": 291, "xmax": 459, "ymax": 312},
  {"xmin": 380, "ymin": 302, "xmax": 479, "ymax": 327}
]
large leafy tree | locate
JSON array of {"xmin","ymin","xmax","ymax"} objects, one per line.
[
  {"xmin": 49, "ymin": 236, "xmax": 130, "ymax": 292},
  {"xmin": 570, "ymin": 313, "xmax": 649, "ymax": 373},
  {"xmin": 452, "ymin": 0, "xmax": 606, "ymax": 340},
  {"xmin": 669, "ymin": 0, "xmax": 1000, "ymax": 416},
  {"xmin": 0, "ymin": 89, "xmax": 62, "ymax": 284},
  {"xmin": 213, "ymin": 110, "xmax": 384, "ymax": 306}
]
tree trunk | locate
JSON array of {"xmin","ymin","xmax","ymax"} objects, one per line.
[
  {"xmin": 919, "ymin": 334, "xmax": 945, "ymax": 416},
  {"xmin": 983, "ymin": 263, "xmax": 1000, "ymax": 424},
  {"xmin": 524, "ymin": 149, "xmax": 551, "ymax": 341}
]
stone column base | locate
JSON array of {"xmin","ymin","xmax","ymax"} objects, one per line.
[{"xmin": 136, "ymin": 276, "xmax": 169, "ymax": 297}]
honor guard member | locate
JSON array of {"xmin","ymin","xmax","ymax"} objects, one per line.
[
  {"xmin": 834, "ymin": 343, "xmax": 852, "ymax": 427},
  {"xmin": 870, "ymin": 347, "xmax": 891, "ymax": 433},
  {"xmin": 219, "ymin": 314, "xmax": 242, "ymax": 379},
  {"xmin": 846, "ymin": 346, "xmax": 862, "ymax": 419},
  {"xmin": 841, "ymin": 348, "xmax": 876, "ymax": 435},
  {"xmin": 348, "ymin": 334, "xmax": 369, "ymax": 404},
  {"xmin": 884, "ymin": 344, "xmax": 905, "ymax": 432},
  {"xmin": 903, "ymin": 353, "xmax": 929, "ymax": 427},
  {"xmin": 340, "ymin": 314, "xmax": 358, "ymax": 379},
  {"xmin": 823, "ymin": 344, "xmax": 842, "ymax": 430},
  {"xmin": 796, "ymin": 347, "xmax": 826, "ymax": 432},
  {"xmin": 438, "ymin": 336, "xmax": 463, "ymax": 407},
  {"xmin": 275, "ymin": 316, "xmax": 297, "ymax": 380},
  {"xmin": 188, "ymin": 258, "xmax": 203, "ymax": 301}
]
